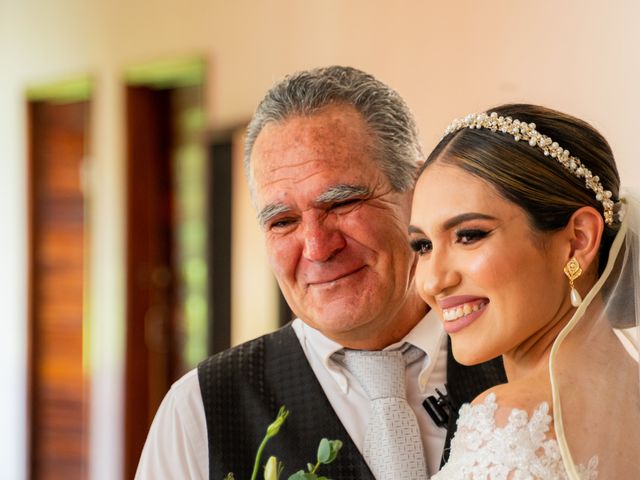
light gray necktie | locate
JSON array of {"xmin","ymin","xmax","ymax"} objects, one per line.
[{"xmin": 335, "ymin": 344, "xmax": 428, "ymax": 479}]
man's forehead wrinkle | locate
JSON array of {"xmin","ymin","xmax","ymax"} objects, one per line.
[
  {"xmin": 260, "ymin": 156, "xmax": 319, "ymax": 176},
  {"xmin": 258, "ymin": 168, "xmax": 324, "ymax": 193},
  {"xmin": 256, "ymin": 157, "xmax": 329, "ymax": 191}
]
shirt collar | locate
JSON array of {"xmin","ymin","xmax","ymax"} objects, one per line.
[
  {"xmin": 294, "ymin": 308, "xmax": 445, "ymax": 394},
  {"xmin": 296, "ymin": 320, "xmax": 349, "ymax": 391},
  {"xmin": 400, "ymin": 308, "xmax": 446, "ymax": 392}
]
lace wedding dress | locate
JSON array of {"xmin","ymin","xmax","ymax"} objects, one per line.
[{"xmin": 432, "ymin": 393, "xmax": 599, "ymax": 480}]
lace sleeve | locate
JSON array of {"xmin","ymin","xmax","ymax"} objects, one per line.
[{"xmin": 432, "ymin": 393, "xmax": 598, "ymax": 480}]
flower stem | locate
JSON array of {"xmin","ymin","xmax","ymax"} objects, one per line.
[{"xmin": 250, "ymin": 436, "xmax": 270, "ymax": 480}]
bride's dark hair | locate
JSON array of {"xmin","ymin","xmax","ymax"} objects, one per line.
[{"xmin": 420, "ymin": 103, "xmax": 621, "ymax": 273}]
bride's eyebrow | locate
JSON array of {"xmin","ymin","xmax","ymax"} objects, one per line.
[
  {"xmin": 443, "ymin": 212, "xmax": 496, "ymax": 230},
  {"xmin": 408, "ymin": 213, "xmax": 496, "ymax": 235}
]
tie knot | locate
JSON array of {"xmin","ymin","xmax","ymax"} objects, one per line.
[{"xmin": 334, "ymin": 343, "xmax": 424, "ymax": 400}]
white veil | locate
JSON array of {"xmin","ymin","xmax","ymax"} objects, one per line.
[{"xmin": 550, "ymin": 194, "xmax": 640, "ymax": 478}]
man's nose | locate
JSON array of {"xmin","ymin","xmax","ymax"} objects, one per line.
[
  {"xmin": 417, "ymin": 249, "xmax": 461, "ymax": 299},
  {"xmin": 301, "ymin": 217, "xmax": 346, "ymax": 262}
]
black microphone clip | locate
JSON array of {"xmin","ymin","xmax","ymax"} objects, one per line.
[{"xmin": 423, "ymin": 386, "xmax": 452, "ymax": 429}]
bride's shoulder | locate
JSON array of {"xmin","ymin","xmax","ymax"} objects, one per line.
[
  {"xmin": 441, "ymin": 385, "xmax": 598, "ymax": 479},
  {"xmin": 466, "ymin": 382, "xmax": 554, "ymax": 434},
  {"xmin": 441, "ymin": 384, "xmax": 597, "ymax": 479}
]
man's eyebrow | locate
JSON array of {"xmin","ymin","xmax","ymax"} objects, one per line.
[
  {"xmin": 315, "ymin": 184, "xmax": 370, "ymax": 204},
  {"xmin": 257, "ymin": 185, "xmax": 370, "ymax": 227},
  {"xmin": 443, "ymin": 212, "xmax": 496, "ymax": 230},
  {"xmin": 257, "ymin": 203, "xmax": 291, "ymax": 228}
]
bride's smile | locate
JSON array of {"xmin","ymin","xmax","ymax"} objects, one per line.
[{"xmin": 439, "ymin": 298, "xmax": 488, "ymax": 333}]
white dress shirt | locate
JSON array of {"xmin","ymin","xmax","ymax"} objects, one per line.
[{"xmin": 136, "ymin": 310, "xmax": 447, "ymax": 479}]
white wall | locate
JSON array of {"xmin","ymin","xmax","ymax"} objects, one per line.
[
  {"xmin": 1, "ymin": 1, "xmax": 639, "ymax": 478},
  {"xmin": 0, "ymin": 11, "xmax": 29, "ymax": 480}
]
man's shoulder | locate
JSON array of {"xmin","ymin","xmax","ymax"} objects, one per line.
[
  {"xmin": 170, "ymin": 367, "xmax": 200, "ymax": 395},
  {"xmin": 150, "ymin": 368, "xmax": 202, "ymax": 417}
]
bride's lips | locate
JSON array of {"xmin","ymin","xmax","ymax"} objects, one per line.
[{"xmin": 436, "ymin": 295, "xmax": 489, "ymax": 334}]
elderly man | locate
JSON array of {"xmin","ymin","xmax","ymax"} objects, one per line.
[{"xmin": 136, "ymin": 66, "xmax": 505, "ymax": 479}]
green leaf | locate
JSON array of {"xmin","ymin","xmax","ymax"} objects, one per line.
[
  {"xmin": 325, "ymin": 440, "xmax": 343, "ymax": 464},
  {"xmin": 316, "ymin": 439, "xmax": 342, "ymax": 465},
  {"xmin": 317, "ymin": 438, "xmax": 331, "ymax": 464},
  {"xmin": 306, "ymin": 463, "xmax": 315, "ymax": 472}
]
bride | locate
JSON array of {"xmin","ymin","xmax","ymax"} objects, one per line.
[{"xmin": 409, "ymin": 104, "xmax": 640, "ymax": 478}]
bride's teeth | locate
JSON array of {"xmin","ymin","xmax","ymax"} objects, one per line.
[{"xmin": 443, "ymin": 301, "xmax": 486, "ymax": 322}]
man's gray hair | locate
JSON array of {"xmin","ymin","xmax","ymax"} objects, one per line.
[{"xmin": 244, "ymin": 66, "xmax": 423, "ymax": 195}]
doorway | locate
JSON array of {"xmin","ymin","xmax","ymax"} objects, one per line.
[
  {"xmin": 27, "ymin": 78, "xmax": 92, "ymax": 479},
  {"xmin": 123, "ymin": 58, "xmax": 208, "ymax": 479}
]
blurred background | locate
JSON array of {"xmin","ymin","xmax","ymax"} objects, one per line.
[{"xmin": 0, "ymin": 1, "xmax": 638, "ymax": 478}]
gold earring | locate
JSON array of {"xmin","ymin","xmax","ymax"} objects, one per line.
[{"xmin": 564, "ymin": 257, "xmax": 583, "ymax": 307}]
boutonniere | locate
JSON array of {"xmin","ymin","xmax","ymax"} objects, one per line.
[{"xmin": 225, "ymin": 406, "xmax": 343, "ymax": 480}]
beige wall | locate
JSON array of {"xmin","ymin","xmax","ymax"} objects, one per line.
[
  {"xmin": 1, "ymin": 1, "xmax": 638, "ymax": 478},
  {"xmin": 230, "ymin": 129, "xmax": 281, "ymax": 346}
]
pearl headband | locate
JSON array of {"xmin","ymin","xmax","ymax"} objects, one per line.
[{"xmin": 443, "ymin": 112, "xmax": 616, "ymax": 225}]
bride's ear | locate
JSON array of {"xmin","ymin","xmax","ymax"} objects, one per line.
[{"xmin": 565, "ymin": 206, "xmax": 604, "ymax": 272}]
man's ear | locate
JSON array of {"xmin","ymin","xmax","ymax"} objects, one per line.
[{"xmin": 565, "ymin": 206, "xmax": 604, "ymax": 273}]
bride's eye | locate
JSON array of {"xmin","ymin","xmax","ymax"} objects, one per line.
[
  {"xmin": 456, "ymin": 229, "xmax": 490, "ymax": 245},
  {"xmin": 409, "ymin": 238, "xmax": 432, "ymax": 256}
]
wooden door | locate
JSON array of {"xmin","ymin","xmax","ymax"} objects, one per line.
[
  {"xmin": 124, "ymin": 86, "xmax": 177, "ymax": 480},
  {"xmin": 28, "ymin": 100, "xmax": 90, "ymax": 479}
]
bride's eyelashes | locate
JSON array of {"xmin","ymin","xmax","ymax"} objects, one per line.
[
  {"xmin": 409, "ymin": 228, "xmax": 492, "ymax": 255},
  {"xmin": 455, "ymin": 228, "xmax": 492, "ymax": 245},
  {"xmin": 410, "ymin": 238, "xmax": 432, "ymax": 256}
]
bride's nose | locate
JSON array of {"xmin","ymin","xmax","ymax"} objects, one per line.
[{"xmin": 416, "ymin": 248, "xmax": 461, "ymax": 300}]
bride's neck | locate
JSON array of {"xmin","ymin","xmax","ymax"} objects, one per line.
[{"xmin": 502, "ymin": 306, "xmax": 575, "ymax": 381}]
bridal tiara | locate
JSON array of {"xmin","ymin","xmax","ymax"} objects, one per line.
[{"xmin": 443, "ymin": 112, "xmax": 616, "ymax": 225}]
